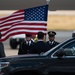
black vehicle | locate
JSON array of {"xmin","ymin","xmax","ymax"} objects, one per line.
[{"xmin": 1, "ymin": 37, "xmax": 75, "ymax": 75}]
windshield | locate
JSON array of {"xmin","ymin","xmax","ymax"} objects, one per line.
[
  {"xmin": 43, "ymin": 38, "xmax": 72, "ymax": 56},
  {"xmin": 43, "ymin": 44, "xmax": 60, "ymax": 56}
]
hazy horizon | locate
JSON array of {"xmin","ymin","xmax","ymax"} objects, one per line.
[{"xmin": 0, "ymin": 0, "xmax": 75, "ymax": 10}]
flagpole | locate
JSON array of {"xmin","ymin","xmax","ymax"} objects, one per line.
[
  {"xmin": 46, "ymin": 0, "xmax": 50, "ymax": 4},
  {"xmin": 43, "ymin": 0, "xmax": 50, "ymax": 42}
]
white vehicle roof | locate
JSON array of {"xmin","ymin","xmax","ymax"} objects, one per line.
[{"xmin": 11, "ymin": 34, "xmax": 25, "ymax": 38}]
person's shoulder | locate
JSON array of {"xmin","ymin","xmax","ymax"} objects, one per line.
[
  {"xmin": 46, "ymin": 41, "xmax": 49, "ymax": 43},
  {"xmin": 0, "ymin": 42, "xmax": 3, "ymax": 44},
  {"xmin": 54, "ymin": 41, "xmax": 60, "ymax": 44},
  {"xmin": 33, "ymin": 41, "xmax": 40, "ymax": 46},
  {"xmin": 31, "ymin": 40, "xmax": 34, "ymax": 42},
  {"xmin": 20, "ymin": 41, "xmax": 26, "ymax": 45},
  {"xmin": 30, "ymin": 40, "xmax": 34, "ymax": 44}
]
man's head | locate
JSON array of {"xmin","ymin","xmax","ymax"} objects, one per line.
[
  {"xmin": 31, "ymin": 34, "xmax": 36, "ymax": 39},
  {"xmin": 72, "ymin": 31, "xmax": 75, "ymax": 37},
  {"xmin": 37, "ymin": 31, "xmax": 44, "ymax": 40},
  {"xmin": 48, "ymin": 31, "xmax": 56, "ymax": 41},
  {"xmin": 26, "ymin": 34, "xmax": 32, "ymax": 41}
]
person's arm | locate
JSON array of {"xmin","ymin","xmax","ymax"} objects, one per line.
[
  {"xmin": 0, "ymin": 42, "xmax": 6, "ymax": 57},
  {"xmin": 18, "ymin": 42, "xmax": 23, "ymax": 55},
  {"xmin": 29, "ymin": 43, "xmax": 36, "ymax": 54}
]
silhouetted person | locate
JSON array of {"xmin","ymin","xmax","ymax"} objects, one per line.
[
  {"xmin": 0, "ymin": 32, "xmax": 6, "ymax": 57},
  {"xmin": 46, "ymin": 31, "xmax": 59, "ymax": 49},
  {"xmin": 30, "ymin": 31, "xmax": 50, "ymax": 54}
]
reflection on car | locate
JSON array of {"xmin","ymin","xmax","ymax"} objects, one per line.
[{"xmin": 0, "ymin": 37, "xmax": 75, "ymax": 75}]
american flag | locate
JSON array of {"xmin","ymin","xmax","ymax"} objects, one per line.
[{"xmin": 0, "ymin": 5, "xmax": 48, "ymax": 41}]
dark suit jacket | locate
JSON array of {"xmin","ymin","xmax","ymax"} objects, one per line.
[
  {"xmin": 46, "ymin": 41, "xmax": 59, "ymax": 49},
  {"xmin": 30, "ymin": 41, "xmax": 50, "ymax": 54},
  {"xmin": 18, "ymin": 40, "xmax": 34, "ymax": 55},
  {"xmin": 0, "ymin": 42, "xmax": 6, "ymax": 57}
]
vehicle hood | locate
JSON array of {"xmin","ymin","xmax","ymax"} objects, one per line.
[
  {"xmin": 0, "ymin": 54, "xmax": 44, "ymax": 62},
  {"xmin": 0, "ymin": 54, "xmax": 47, "ymax": 72}
]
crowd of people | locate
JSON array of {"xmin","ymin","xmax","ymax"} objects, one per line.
[
  {"xmin": 1, "ymin": 30, "xmax": 75, "ymax": 57},
  {"xmin": 18, "ymin": 31, "xmax": 59, "ymax": 55}
]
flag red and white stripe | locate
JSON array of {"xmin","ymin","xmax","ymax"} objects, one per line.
[
  {"xmin": 0, "ymin": 10, "xmax": 25, "ymax": 41},
  {"xmin": 0, "ymin": 5, "xmax": 48, "ymax": 41}
]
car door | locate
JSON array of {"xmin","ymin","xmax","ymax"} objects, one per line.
[{"xmin": 49, "ymin": 40, "xmax": 75, "ymax": 73}]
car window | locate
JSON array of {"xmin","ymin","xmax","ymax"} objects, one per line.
[
  {"xmin": 53, "ymin": 40, "xmax": 75, "ymax": 56},
  {"xmin": 63, "ymin": 41, "xmax": 75, "ymax": 48}
]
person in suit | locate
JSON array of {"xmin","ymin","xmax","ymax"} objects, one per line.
[
  {"xmin": 30, "ymin": 31, "xmax": 50, "ymax": 54},
  {"xmin": 46, "ymin": 31, "xmax": 59, "ymax": 49},
  {"xmin": 0, "ymin": 32, "xmax": 6, "ymax": 57},
  {"xmin": 18, "ymin": 34, "xmax": 34, "ymax": 55}
]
